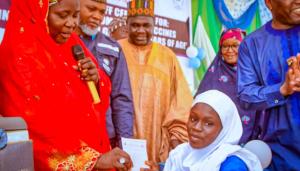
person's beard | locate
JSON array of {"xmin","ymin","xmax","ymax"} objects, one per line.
[{"xmin": 79, "ymin": 23, "xmax": 100, "ymax": 36}]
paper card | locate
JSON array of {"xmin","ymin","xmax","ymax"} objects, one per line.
[{"xmin": 121, "ymin": 137, "xmax": 149, "ymax": 171}]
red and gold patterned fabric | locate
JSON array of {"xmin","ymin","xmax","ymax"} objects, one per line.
[{"xmin": 0, "ymin": 0, "xmax": 111, "ymax": 170}]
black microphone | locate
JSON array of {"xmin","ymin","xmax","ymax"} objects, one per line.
[{"xmin": 72, "ymin": 45, "xmax": 101, "ymax": 104}]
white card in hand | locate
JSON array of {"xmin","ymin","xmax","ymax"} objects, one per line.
[{"xmin": 121, "ymin": 137, "xmax": 149, "ymax": 171}]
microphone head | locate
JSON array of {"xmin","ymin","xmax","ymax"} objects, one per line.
[{"xmin": 72, "ymin": 45, "xmax": 85, "ymax": 61}]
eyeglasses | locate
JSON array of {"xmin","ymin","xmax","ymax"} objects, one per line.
[{"xmin": 221, "ymin": 44, "xmax": 239, "ymax": 51}]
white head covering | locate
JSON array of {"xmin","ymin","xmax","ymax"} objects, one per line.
[
  {"xmin": 192, "ymin": 89, "xmax": 243, "ymax": 148},
  {"xmin": 164, "ymin": 90, "xmax": 262, "ymax": 171}
]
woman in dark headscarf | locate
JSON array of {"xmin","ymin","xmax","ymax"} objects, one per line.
[{"xmin": 195, "ymin": 28, "xmax": 255, "ymax": 144}]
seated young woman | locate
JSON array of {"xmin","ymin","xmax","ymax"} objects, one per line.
[
  {"xmin": 163, "ymin": 90, "xmax": 262, "ymax": 171},
  {"xmin": 146, "ymin": 90, "xmax": 263, "ymax": 171}
]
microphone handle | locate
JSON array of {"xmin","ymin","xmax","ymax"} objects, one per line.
[{"xmin": 87, "ymin": 81, "xmax": 101, "ymax": 104}]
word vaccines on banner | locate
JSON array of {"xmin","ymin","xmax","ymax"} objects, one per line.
[
  {"xmin": 104, "ymin": 0, "xmax": 191, "ymax": 57},
  {"xmin": 0, "ymin": 0, "xmax": 10, "ymax": 43}
]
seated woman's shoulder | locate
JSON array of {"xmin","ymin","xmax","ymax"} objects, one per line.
[
  {"xmin": 169, "ymin": 143, "xmax": 190, "ymax": 157},
  {"xmin": 220, "ymin": 155, "xmax": 248, "ymax": 171}
]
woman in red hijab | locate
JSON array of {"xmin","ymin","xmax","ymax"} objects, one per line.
[{"xmin": 0, "ymin": 0, "xmax": 132, "ymax": 170}]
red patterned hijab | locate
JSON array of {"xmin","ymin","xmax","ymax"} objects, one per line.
[{"xmin": 219, "ymin": 28, "xmax": 246, "ymax": 47}]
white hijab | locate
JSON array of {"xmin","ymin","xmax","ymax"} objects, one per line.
[{"xmin": 164, "ymin": 90, "xmax": 262, "ymax": 171}]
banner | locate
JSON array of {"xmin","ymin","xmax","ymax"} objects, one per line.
[{"xmin": 103, "ymin": 0, "xmax": 191, "ymax": 57}]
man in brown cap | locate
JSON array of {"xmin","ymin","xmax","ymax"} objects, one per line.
[{"xmin": 119, "ymin": 0, "xmax": 192, "ymax": 163}]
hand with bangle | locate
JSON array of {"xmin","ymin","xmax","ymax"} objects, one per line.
[{"xmin": 94, "ymin": 147, "xmax": 133, "ymax": 170}]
